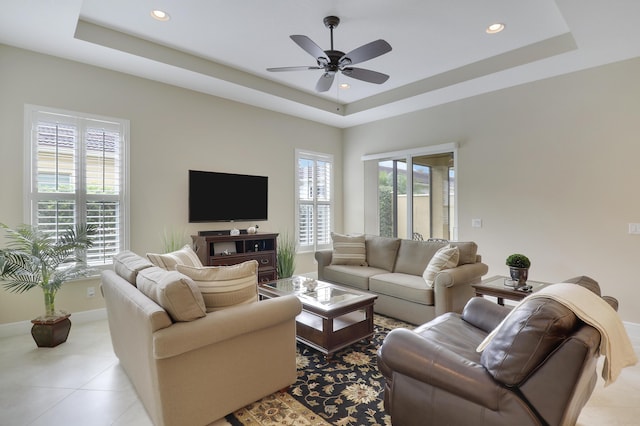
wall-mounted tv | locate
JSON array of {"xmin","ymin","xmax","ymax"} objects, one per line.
[{"xmin": 188, "ymin": 170, "xmax": 268, "ymax": 222}]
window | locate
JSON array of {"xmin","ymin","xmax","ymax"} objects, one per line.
[
  {"xmin": 24, "ymin": 105, "xmax": 129, "ymax": 267},
  {"xmin": 296, "ymin": 150, "xmax": 333, "ymax": 252}
]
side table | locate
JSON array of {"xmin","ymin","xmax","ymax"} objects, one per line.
[{"xmin": 472, "ymin": 275, "xmax": 550, "ymax": 306}]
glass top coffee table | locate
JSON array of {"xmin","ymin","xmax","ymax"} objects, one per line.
[{"xmin": 259, "ymin": 276, "xmax": 377, "ymax": 360}]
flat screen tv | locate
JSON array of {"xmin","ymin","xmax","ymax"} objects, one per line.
[{"xmin": 188, "ymin": 170, "xmax": 268, "ymax": 222}]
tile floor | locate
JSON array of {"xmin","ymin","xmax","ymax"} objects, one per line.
[{"xmin": 1, "ymin": 317, "xmax": 638, "ymax": 426}]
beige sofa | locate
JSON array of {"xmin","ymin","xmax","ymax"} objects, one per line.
[
  {"xmin": 316, "ymin": 235, "xmax": 488, "ymax": 325},
  {"xmin": 100, "ymin": 251, "xmax": 302, "ymax": 426}
]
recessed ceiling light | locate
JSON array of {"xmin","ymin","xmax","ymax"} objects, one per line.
[
  {"xmin": 151, "ymin": 10, "xmax": 170, "ymax": 21},
  {"xmin": 339, "ymin": 83, "xmax": 350, "ymax": 90},
  {"xmin": 486, "ymin": 23, "xmax": 505, "ymax": 34}
]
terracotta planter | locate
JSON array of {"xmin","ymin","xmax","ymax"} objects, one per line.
[
  {"xmin": 30, "ymin": 313, "xmax": 72, "ymax": 348},
  {"xmin": 509, "ymin": 267, "xmax": 529, "ymax": 286}
]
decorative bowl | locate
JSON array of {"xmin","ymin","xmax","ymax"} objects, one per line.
[{"xmin": 305, "ymin": 279, "xmax": 318, "ymax": 292}]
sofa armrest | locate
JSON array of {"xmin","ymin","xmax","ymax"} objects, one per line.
[
  {"xmin": 378, "ymin": 328, "xmax": 501, "ymax": 410},
  {"xmin": 433, "ymin": 262, "xmax": 488, "ymax": 316},
  {"xmin": 433, "ymin": 262, "xmax": 488, "ymax": 288},
  {"xmin": 153, "ymin": 295, "xmax": 302, "ymax": 359},
  {"xmin": 315, "ymin": 250, "xmax": 333, "ymax": 281}
]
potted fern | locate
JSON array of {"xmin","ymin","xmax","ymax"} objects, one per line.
[
  {"xmin": 506, "ymin": 253, "xmax": 531, "ymax": 287},
  {"xmin": 0, "ymin": 223, "xmax": 97, "ymax": 347}
]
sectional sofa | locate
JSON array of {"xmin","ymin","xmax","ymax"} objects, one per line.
[{"xmin": 316, "ymin": 235, "xmax": 488, "ymax": 324}]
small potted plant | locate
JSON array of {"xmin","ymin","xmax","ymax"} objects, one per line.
[
  {"xmin": 0, "ymin": 223, "xmax": 96, "ymax": 347},
  {"xmin": 506, "ymin": 253, "xmax": 531, "ymax": 286}
]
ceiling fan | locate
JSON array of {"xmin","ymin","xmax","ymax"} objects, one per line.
[{"xmin": 267, "ymin": 16, "xmax": 392, "ymax": 92}]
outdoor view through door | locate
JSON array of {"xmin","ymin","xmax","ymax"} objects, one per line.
[{"xmin": 378, "ymin": 152, "xmax": 454, "ymax": 240}]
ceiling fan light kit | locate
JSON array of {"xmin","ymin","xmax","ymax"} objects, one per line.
[{"xmin": 267, "ymin": 16, "xmax": 392, "ymax": 92}]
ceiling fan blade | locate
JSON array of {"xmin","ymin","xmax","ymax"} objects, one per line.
[
  {"xmin": 267, "ymin": 66, "xmax": 322, "ymax": 72},
  {"xmin": 290, "ymin": 35, "xmax": 328, "ymax": 63},
  {"xmin": 339, "ymin": 39, "xmax": 392, "ymax": 66},
  {"xmin": 342, "ymin": 67, "xmax": 389, "ymax": 84},
  {"xmin": 315, "ymin": 72, "xmax": 335, "ymax": 92}
]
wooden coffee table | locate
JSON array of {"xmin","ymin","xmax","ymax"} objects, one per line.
[
  {"xmin": 259, "ymin": 277, "xmax": 377, "ymax": 360},
  {"xmin": 472, "ymin": 275, "xmax": 550, "ymax": 306}
]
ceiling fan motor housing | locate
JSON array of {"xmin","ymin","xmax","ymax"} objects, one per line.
[{"xmin": 321, "ymin": 50, "xmax": 346, "ymax": 72}]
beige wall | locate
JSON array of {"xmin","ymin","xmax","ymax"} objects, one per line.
[
  {"xmin": 3, "ymin": 44, "xmax": 639, "ymax": 325},
  {"xmin": 0, "ymin": 45, "xmax": 342, "ymax": 324},
  {"xmin": 344, "ymin": 57, "xmax": 640, "ymax": 323}
]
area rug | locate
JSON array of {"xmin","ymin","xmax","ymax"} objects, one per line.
[{"xmin": 226, "ymin": 315, "xmax": 413, "ymax": 426}]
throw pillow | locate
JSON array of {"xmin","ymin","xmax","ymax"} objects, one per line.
[
  {"xmin": 422, "ymin": 244, "xmax": 460, "ymax": 287},
  {"xmin": 113, "ymin": 251, "xmax": 154, "ymax": 285},
  {"xmin": 136, "ymin": 267, "xmax": 207, "ymax": 322},
  {"xmin": 176, "ymin": 260, "xmax": 258, "ymax": 312},
  {"xmin": 330, "ymin": 232, "xmax": 368, "ymax": 266},
  {"xmin": 147, "ymin": 244, "xmax": 203, "ymax": 270}
]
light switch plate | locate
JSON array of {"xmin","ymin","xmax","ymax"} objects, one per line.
[{"xmin": 472, "ymin": 219, "xmax": 482, "ymax": 228}]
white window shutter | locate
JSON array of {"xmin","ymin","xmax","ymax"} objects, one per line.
[
  {"xmin": 295, "ymin": 150, "xmax": 333, "ymax": 252},
  {"xmin": 26, "ymin": 105, "xmax": 128, "ymax": 266}
]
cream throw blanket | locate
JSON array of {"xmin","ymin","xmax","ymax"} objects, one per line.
[{"xmin": 477, "ymin": 283, "xmax": 637, "ymax": 386}]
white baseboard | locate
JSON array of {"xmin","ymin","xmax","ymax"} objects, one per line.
[
  {"xmin": 624, "ymin": 321, "xmax": 640, "ymax": 341},
  {"xmin": 0, "ymin": 308, "xmax": 107, "ymax": 339}
]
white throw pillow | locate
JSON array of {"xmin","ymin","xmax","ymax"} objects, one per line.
[
  {"xmin": 422, "ymin": 245, "xmax": 460, "ymax": 288},
  {"xmin": 330, "ymin": 232, "xmax": 368, "ymax": 266},
  {"xmin": 176, "ymin": 260, "xmax": 258, "ymax": 312},
  {"xmin": 147, "ymin": 244, "xmax": 203, "ymax": 270}
]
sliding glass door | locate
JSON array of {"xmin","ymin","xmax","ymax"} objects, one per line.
[{"xmin": 376, "ymin": 151, "xmax": 454, "ymax": 240}]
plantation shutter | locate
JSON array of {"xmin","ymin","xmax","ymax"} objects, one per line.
[
  {"xmin": 28, "ymin": 107, "xmax": 127, "ymax": 266},
  {"xmin": 296, "ymin": 151, "xmax": 333, "ymax": 252},
  {"xmin": 315, "ymin": 159, "xmax": 331, "ymax": 247},
  {"xmin": 84, "ymin": 125, "xmax": 122, "ymax": 264}
]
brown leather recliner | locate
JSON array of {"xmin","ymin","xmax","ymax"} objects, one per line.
[{"xmin": 377, "ymin": 276, "xmax": 617, "ymax": 426}]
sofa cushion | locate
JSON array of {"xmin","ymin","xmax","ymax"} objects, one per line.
[
  {"xmin": 136, "ymin": 267, "xmax": 207, "ymax": 322},
  {"xmin": 146, "ymin": 244, "xmax": 203, "ymax": 270},
  {"xmin": 413, "ymin": 312, "xmax": 486, "ymax": 362},
  {"xmin": 480, "ymin": 297, "xmax": 578, "ymax": 386},
  {"xmin": 394, "ymin": 240, "xmax": 446, "ymax": 276},
  {"xmin": 449, "ymin": 241, "xmax": 478, "ymax": 265},
  {"xmin": 323, "ymin": 265, "xmax": 387, "ymax": 291},
  {"xmin": 330, "ymin": 232, "xmax": 368, "ymax": 266},
  {"xmin": 369, "ymin": 273, "xmax": 434, "ymax": 305},
  {"xmin": 422, "ymin": 245, "xmax": 460, "ymax": 288},
  {"xmin": 113, "ymin": 251, "xmax": 154, "ymax": 285},
  {"xmin": 365, "ymin": 235, "xmax": 401, "ymax": 271},
  {"xmin": 176, "ymin": 260, "xmax": 258, "ymax": 312}
]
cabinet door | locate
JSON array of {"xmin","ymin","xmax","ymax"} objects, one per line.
[
  {"xmin": 258, "ymin": 270, "xmax": 277, "ymax": 284},
  {"xmin": 246, "ymin": 253, "xmax": 275, "ymax": 269}
]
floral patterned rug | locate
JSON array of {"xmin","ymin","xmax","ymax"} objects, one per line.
[{"xmin": 226, "ymin": 315, "xmax": 412, "ymax": 426}]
